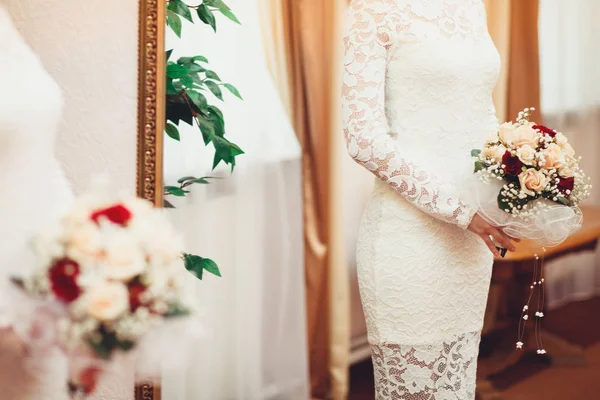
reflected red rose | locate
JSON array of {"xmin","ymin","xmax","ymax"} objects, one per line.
[
  {"xmin": 79, "ymin": 366, "xmax": 101, "ymax": 394},
  {"xmin": 128, "ymin": 282, "xmax": 147, "ymax": 311},
  {"xmin": 502, "ymin": 151, "xmax": 524, "ymax": 176},
  {"xmin": 557, "ymin": 177, "xmax": 575, "ymax": 197},
  {"xmin": 49, "ymin": 258, "xmax": 81, "ymax": 303},
  {"xmin": 533, "ymin": 124, "xmax": 557, "ymax": 138},
  {"xmin": 90, "ymin": 204, "xmax": 132, "ymax": 226}
]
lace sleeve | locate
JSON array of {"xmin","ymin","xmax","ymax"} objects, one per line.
[{"xmin": 342, "ymin": 0, "xmax": 476, "ymax": 228}]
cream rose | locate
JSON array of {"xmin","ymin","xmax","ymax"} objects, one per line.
[
  {"xmin": 519, "ymin": 168, "xmax": 548, "ymax": 196},
  {"xmin": 562, "ymin": 142, "xmax": 575, "ymax": 158},
  {"xmin": 559, "ymin": 165, "xmax": 574, "ymax": 178},
  {"xmin": 85, "ymin": 282, "xmax": 129, "ymax": 322},
  {"xmin": 516, "ymin": 145, "xmax": 536, "ymax": 165},
  {"xmin": 103, "ymin": 234, "xmax": 146, "ymax": 282},
  {"xmin": 512, "ymin": 125, "xmax": 540, "ymax": 148},
  {"xmin": 497, "ymin": 122, "xmax": 516, "ymax": 146},
  {"xmin": 541, "ymin": 143, "xmax": 566, "ymax": 170},
  {"xmin": 66, "ymin": 223, "xmax": 105, "ymax": 264},
  {"xmin": 555, "ymin": 132, "xmax": 569, "ymax": 147}
]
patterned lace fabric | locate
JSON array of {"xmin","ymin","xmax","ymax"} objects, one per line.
[
  {"xmin": 371, "ymin": 331, "xmax": 480, "ymax": 400},
  {"xmin": 342, "ymin": 0, "xmax": 491, "ymax": 228}
]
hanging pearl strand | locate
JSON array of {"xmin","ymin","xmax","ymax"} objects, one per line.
[{"xmin": 516, "ymin": 248, "xmax": 546, "ymax": 355}]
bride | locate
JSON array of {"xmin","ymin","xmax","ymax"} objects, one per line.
[{"xmin": 342, "ymin": 0, "xmax": 518, "ymax": 398}]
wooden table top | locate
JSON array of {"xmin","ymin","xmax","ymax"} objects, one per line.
[{"xmin": 496, "ymin": 205, "xmax": 600, "ymax": 262}]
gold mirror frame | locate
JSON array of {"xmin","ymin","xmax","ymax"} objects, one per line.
[
  {"xmin": 137, "ymin": 0, "xmax": 165, "ymax": 208},
  {"xmin": 135, "ymin": 0, "xmax": 165, "ymax": 398}
]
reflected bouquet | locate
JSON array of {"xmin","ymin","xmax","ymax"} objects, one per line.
[
  {"xmin": 12, "ymin": 189, "xmax": 192, "ymax": 395},
  {"xmin": 471, "ymin": 108, "xmax": 591, "ymax": 247}
]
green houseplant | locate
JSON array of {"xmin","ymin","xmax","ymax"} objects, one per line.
[{"xmin": 165, "ymin": 0, "xmax": 243, "ymax": 279}]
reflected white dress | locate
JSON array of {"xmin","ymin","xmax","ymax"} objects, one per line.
[
  {"xmin": 342, "ymin": 0, "xmax": 500, "ymax": 398},
  {"xmin": 0, "ymin": 7, "xmax": 72, "ymax": 400}
]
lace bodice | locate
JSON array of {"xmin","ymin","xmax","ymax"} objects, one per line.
[{"xmin": 342, "ymin": 0, "xmax": 500, "ymax": 228}]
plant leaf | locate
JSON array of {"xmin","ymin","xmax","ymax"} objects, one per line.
[
  {"xmin": 202, "ymin": 258, "xmax": 221, "ymax": 277},
  {"xmin": 164, "ymin": 186, "xmax": 189, "ymax": 197},
  {"xmin": 205, "ymin": 70, "xmax": 221, "ymax": 81},
  {"xmin": 165, "ymin": 122, "xmax": 181, "ymax": 141},
  {"xmin": 183, "ymin": 253, "xmax": 204, "ymax": 280},
  {"xmin": 474, "ymin": 160, "xmax": 487, "ymax": 173},
  {"xmin": 220, "ymin": 8, "xmax": 240, "ymax": 24},
  {"xmin": 168, "ymin": 0, "xmax": 193, "ymax": 22},
  {"xmin": 196, "ymin": 5, "xmax": 217, "ymax": 31},
  {"xmin": 166, "ymin": 10, "xmax": 182, "ymax": 37},
  {"xmin": 166, "ymin": 64, "xmax": 189, "ymax": 79},
  {"xmin": 224, "ymin": 83, "xmax": 242, "ymax": 99},
  {"xmin": 471, "ymin": 149, "xmax": 482, "ymax": 158},
  {"xmin": 166, "ymin": 49, "xmax": 173, "ymax": 61},
  {"xmin": 204, "ymin": 80, "xmax": 223, "ymax": 100}
]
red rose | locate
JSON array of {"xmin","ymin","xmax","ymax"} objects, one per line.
[
  {"xmin": 557, "ymin": 177, "xmax": 575, "ymax": 197},
  {"xmin": 128, "ymin": 283, "xmax": 147, "ymax": 311},
  {"xmin": 49, "ymin": 258, "xmax": 81, "ymax": 303},
  {"xmin": 78, "ymin": 366, "xmax": 101, "ymax": 394},
  {"xmin": 90, "ymin": 204, "xmax": 132, "ymax": 226},
  {"xmin": 501, "ymin": 151, "xmax": 524, "ymax": 176},
  {"xmin": 533, "ymin": 124, "xmax": 557, "ymax": 138}
]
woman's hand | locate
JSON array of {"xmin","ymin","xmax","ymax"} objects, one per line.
[{"xmin": 468, "ymin": 214, "xmax": 519, "ymax": 257}]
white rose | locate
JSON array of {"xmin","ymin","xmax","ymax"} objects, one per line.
[
  {"xmin": 562, "ymin": 142, "xmax": 575, "ymax": 158},
  {"xmin": 516, "ymin": 145, "xmax": 536, "ymax": 165},
  {"xmin": 65, "ymin": 223, "xmax": 105, "ymax": 264},
  {"xmin": 103, "ymin": 233, "xmax": 146, "ymax": 282},
  {"xmin": 518, "ymin": 168, "xmax": 548, "ymax": 196},
  {"xmin": 555, "ymin": 132, "xmax": 568, "ymax": 146},
  {"xmin": 482, "ymin": 145, "xmax": 507, "ymax": 164},
  {"xmin": 559, "ymin": 166, "xmax": 574, "ymax": 178},
  {"xmin": 512, "ymin": 125, "xmax": 540, "ymax": 148},
  {"xmin": 541, "ymin": 143, "xmax": 566, "ymax": 170},
  {"xmin": 498, "ymin": 122, "xmax": 517, "ymax": 146},
  {"xmin": 84, "ymin": 282, "xmax": 129, "ymax": 322}
]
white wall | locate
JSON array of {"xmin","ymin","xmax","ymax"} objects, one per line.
[{"xmin": 4, "ymin": 0, "xmax": 138, "ymax": 195}]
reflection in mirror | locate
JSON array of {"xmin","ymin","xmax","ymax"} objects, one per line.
[{"xmin": 157, "ymin": 0, "xmax": 307, "ymax": 398}]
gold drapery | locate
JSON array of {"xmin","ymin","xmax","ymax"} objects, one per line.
[{"xmin": 259, "ymin": 0, "xmax": 350, "ymax": 398}]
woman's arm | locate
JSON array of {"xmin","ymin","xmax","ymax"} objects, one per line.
[{"xmin": 342, "ymin": 0, "xmax": 476, "ymax": 228}]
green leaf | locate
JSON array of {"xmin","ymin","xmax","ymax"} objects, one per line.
[
  {"xmin": 166, "ymin": 64, "xmax": 189, "ymax": 79},
  {"xmin": 204, "ymin": 80, "xmax": 223, "ymax": 100},
  {"xmin": 193, "ymin": 177, "xmax": 211, "ymax": 184},
  {"xmin": 471, "ymin": 149, "xmax": 482, "ymax": 158},
  {"xmin": 166, "ymin": 10, "xmax": 182, "ymax": 37},
  {"xmin": 197, "ymin": 116, "xmax": 216, "ymax": 144},
  {"xmin": 224, "ymin": 83, "xmax": 242, "ymax": 99},
  {"xmin": 166, "ymin": 49, "xmax": 173, "ymax": 61},
  {"xmin": 164, "ymin": 304, "xmax": 190, "ymax": 318},
  {"xmin": 220, "ymin": 8, "xmax": 240, "ymax": 24},
  {"xmin": 168, "ymin": 0, "xmax": 193, "ymax": 23},
  {"xmin": 474, "ymin": 160, "xmax": 487, "ymax": 173},
  {"xmin": 197, "ymin": 4, "xmax": 217, "ymax": 31},
  {"xmin": 230, "ymin": 142, "xmax": 245, "ymax": 156},
  {"xmin": 165, "ymin": 122, "xmax": 180, "ymax": 141},
  {"xmin": 186, "ymin": 90, "xmax": 208, "ymax": 112},
  {"xmin": 183, "ymin": 253, "xmax": 204, "ymax": 280},
  {"xmin": 179, "ymin": 75, "xmax": 194, "ymax": 89},
  {"xmin": 166, "ymin": 79, "xmax": 178, "ymax": 95},
  {"xmin": 115, "ymin": 340, "xmax": 135, "ymax": 352},
  {"xmin": 205, "ymin": 70, "xmax": 221, "ymax": 81},
  {"xmin": 202, "ymin": 258, "xmax": 221, "ymax": 277},
  {"xmin": 192, "ymin": 55, "xmax": 209, "ymax": 63},
  {"xmin": 177, "ymin": 175, "xmax": 198, "ymax": 184},
  {"xmin": 165, "ymin": 186, "xmax": 189, "ymax": 197}
]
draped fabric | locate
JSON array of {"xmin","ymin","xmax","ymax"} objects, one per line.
[
  {"xmin": 161, "ymin": 0, "xmax": 309, "ymax": 398},
  {"xmin": 258, "ymin": 0, "xmax": 350, "ymax": 398},
  {"xmin": 537, "ymin": 0, "xmax": 600, "ymax": 308}
]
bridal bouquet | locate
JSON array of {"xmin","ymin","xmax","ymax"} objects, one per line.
[
  {"xmin": 12, "ymin": 189, "xmax": 193, "ymax": 395},
  {"xmin": 471, "ymin": 108, "xmax": 591, "ymax": 247}
]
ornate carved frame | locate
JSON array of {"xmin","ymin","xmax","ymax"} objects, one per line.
[
  {"xmin": 136, "ymin": 0, "xmax": 165, "ymax": 398},
  {"xmin": 137, "ymin": 0, "xmax": 165, "ymax": 208}
]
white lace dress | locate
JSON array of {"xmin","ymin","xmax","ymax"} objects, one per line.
[{"xmin": 342, "ymin": 0, "xmax": 500, "ymax": 398}]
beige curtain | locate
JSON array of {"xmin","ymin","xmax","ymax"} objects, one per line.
[{"xmin": 259, "ymin": 1, "xmax": 350, "ymax": 399}]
